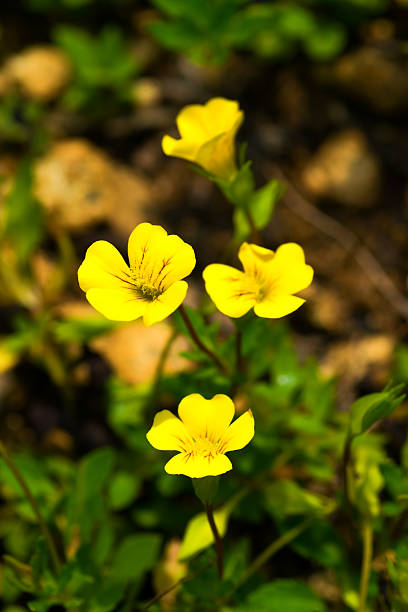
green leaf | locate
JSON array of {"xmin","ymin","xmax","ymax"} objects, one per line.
[
  {"xmin": 222, "ymin": 161, "xmax": 255, "ymax": 207},
  {"xmin": 92, "ymin": 523, "xmax": 114, "ymax": 566},
  {"xmin": 112, "ymin": 533, "xmax": 162, "ymax": 581},
  {"xmin": 178, "ymin": 492, "xmax": 245, "ymax": 560},
  {"xmin": 303, "ymin": 22, "xmax": 346, "ymax": 60},
  {"xmin": 86, "ymin": 581, "xmax": 125, "ymax": 612},
  {"xmin": 78, "ymin": 447, "xmax": 116, "ymax": 498},
  {"xmin": 3, "ymin": 159, "xmax": 44, "ymax": 267},
  {"xmin": 248, "ymin": 179, "xmax": 285, "ymax": 229},
  {"xmin": 288, "ymin": 520, "xmax": 347, "ymax": 568},
  {"xmin": 53, "ymin": 25, "xmax": 137, "ymax": 112},
  {"xmin": 241, "ymin": 579, "xmax": 326, "ymax": 611},
  {"xmin": 278, "ymin": 5, "xmax": 315, "ymax": 39},
  {"xmin": 265, "ymin": 480, "xmax": 335, "ymax": 520},
  {"xmin": 67, "ymin": 447, "xmax": 115, "ymax": 539},
  {"xmin": 349, "ymin": 444, "xmax": 384, "ymax": 518},
  {"xmin": 148, "ymin": 21, "xmax": 200, "ymax": 54},
  {"xmin": 53, "ymin": 315, "xmax": 118, "ymax": 344},
  {"xmin": 108, "ymin": 471, "xmax": 140, "ymax": 510},
  {"xmin": 178, "ymin": 506, "xmax": 229, "ymax": 561},
  {"xmin": 349, "ymin": 383, "xmax": 405, "ymax": 437}
]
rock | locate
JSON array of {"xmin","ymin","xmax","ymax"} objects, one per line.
[
  {"xmin": 308, "ymin": 572, "xmax": 341, "ymax": 603},
  {"xmin": 131, "ymin": 77, "xmax": 162, "ymax": 108},
  {"xmin": 320, "ymin": 334, "xmax": 394, "ymax": 385},
  {"xmin": 331, "ymin": 46, "xmax": 408, "ymax": 113},
  {"xmin": 42, "ymin": 427, "xmax": 73, "ymax": 453},
  {"xmin": 90, "ymin": 320, "xmax": 192, "ymax": 385},
  {"xmin": 307, "ymin": 284, "xmax": 353, "ymax": 333},
  {"xmin": 301, "ymin": 129, "xmax": 381, "ymax": 207},
  {"xmin": 34, "ymin": 139, "xmax": 153, "ymax": 233},
  {"xmin": 31, "ymin": 252, "xmax": 62, "ymax": 302},
  {"xmin": 2, "ymin": 46, "xmax": 71, "ymax": 101}
]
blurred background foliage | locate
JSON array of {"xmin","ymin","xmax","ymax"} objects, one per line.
[{"xmin": 2, "ymin": 0, "xmax": 408, "ymax": 611}]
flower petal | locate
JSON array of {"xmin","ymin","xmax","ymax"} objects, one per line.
[
  {"xmin": 254, "ymin": 294, "xmax": 305, "ymax": 318},
  {"xmin": 78, "ymin": 241, "xmax": 131, "ymax": 292},
  {"xmin": 128, "ymin": 223, "xmax": 195, "ymax": 290},
  {"xmin": 268, "ymin": 243, "xmax": 314, "ymax": 295},
  {"xmin": 128, "ymin": 223, "xmax": 168, "ymax": 270},
  {"xmin": 196, "ymin": 132, "xmax": 237, "ymax": 180},
  {"xmin": 146, "ymin": 410, "xmax": 191, "ymax": 451},
  {"xmin": 220, "ymin": 410, "xmax": 254, "ymax": 453},
  {"xmin": 154, "ymin": 235, "xmax": 196, "ymax": 289},
  {"xmin": 164, "ymin": 452, "xmax": 232, "ymax": 478},
  {"xmin": 85, "ymin": 287, "xmax": 147, "ymax": 321},
  {"xmin": 238, "ymin": 242, "xmax": 275, "ymax": 279},
  {"xmin": 162, "ymin": 134, "xmax": 200, "ymax": 163},
  {"xmin": 178, "ymin": 394, "xmax": 235, "ymax": 442},
  {"xmin": 162, "ymin": 98, "xmax": 243, "ymax": 179},
  {"xmin": 143, "ymin": 280, "xmax": 188, "ymax": 326},
  {"xmin": 176, "ymin": 103, "xmax": 213, "ymax": 140},
  {"xmin": 205, "ymin": 98, "xmax": 244, "ymax": 133},
  {"xmin": 203, "ymin": 263, "xmax": 256, "ymax": 317}
]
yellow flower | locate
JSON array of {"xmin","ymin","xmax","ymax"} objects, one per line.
[
  {"xmin": 203, "ymin": 242, "xmax": 313, "ymax": 319},
  {"xmin": 162, "ymin": 98, "xmax": 244, "ymax": 181},
  {"xmin": 78, "ymin": 223, "xmax": 195, "ymax": 326},
  {"xmin": 146, "ymin": 394, "xmax": 254, "ymax": 478}
]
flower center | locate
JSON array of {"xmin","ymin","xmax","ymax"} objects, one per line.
[
  {"xmin": 130, "ymin": 268, "xmax": 164, "ymax": 301},
  {"xmin": 254, "ymin": 277, "xmax": 276, "ymax": 303},
  {"xmin": 184, "ymin": 437, "xmax": 223, "ymax": 461},
  {"xmin": 133, "ymin": 282, "xmax": 162, "ymax": 301}
]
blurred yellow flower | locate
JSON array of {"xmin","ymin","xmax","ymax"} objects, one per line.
[
  {"xmin": 162, "ymin": 98, "xmax": 244, "ymax": 181},
  {"xmin": 203, "ymin": 242, "xmax": 313, "ymax": 319},
  {"xmin": 78, "ymin": 223, "xmax": 195, "ymax": 326},
  {"xmin": 146, "ymin": 394, "xmax": 254, "ymax": 478}
]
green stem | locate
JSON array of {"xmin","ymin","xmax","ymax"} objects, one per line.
[
  {"xmin": 358, "ymin": 521, "xmax": 373, "ymax": 612},
  {"xmin": 147, "ymin": 327, "xmax": 178, "ymax": 412},
  {"xmin": 244, "ymin": 209, "xmax": 260, "ymax": 244},
  {"xmin": 205, "ymin": 503, "xmax": 224, "ymax": 580},
  {"xmin": 178, "ymin": 304, "xmax": 227, "ymax": 375},
  {"xmin": 223, "ymin": 517, "xmax": 312, "ymax": 602},
  {"xmin": 0, "ymin": 441, "xmax": 61, "ymax": 574}
]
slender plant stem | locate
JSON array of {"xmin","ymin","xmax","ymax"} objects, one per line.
[
  {"xmin": 358, "ymin": 521, "xmax": 373, "ymax": 612},
  {"xmin": 241, "ymin": 517, "xmax": 312, "ymax": 586},
  {"xmin": 178, "ymin": 304, "xmax": 227, "ymax": 374},
  {"xmin": 205, "ymin": 503, "xmax": 224, "ymax": 580},
  {"xmin": 140, "ymin": 561, "xmax": 214, "ymax": 611},
  {"xmin": 0, "ymin": 441, "xmax": 61, "ymax": 574},
  {"xmin": 147, "ymin": 327, "xmax": 178, "ymax": 412},
  {"xmin": 244, "ymin": 209, "xmax": 260, "ymax": 245}
]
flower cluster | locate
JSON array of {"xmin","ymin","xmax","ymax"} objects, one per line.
[
  {"xmin": 77, "ymin": 97, "xmax": 315, "ymax": 478},
  {"xmin": 78, "ymin": 224, "xmax": 312, "ymax": 325}
]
